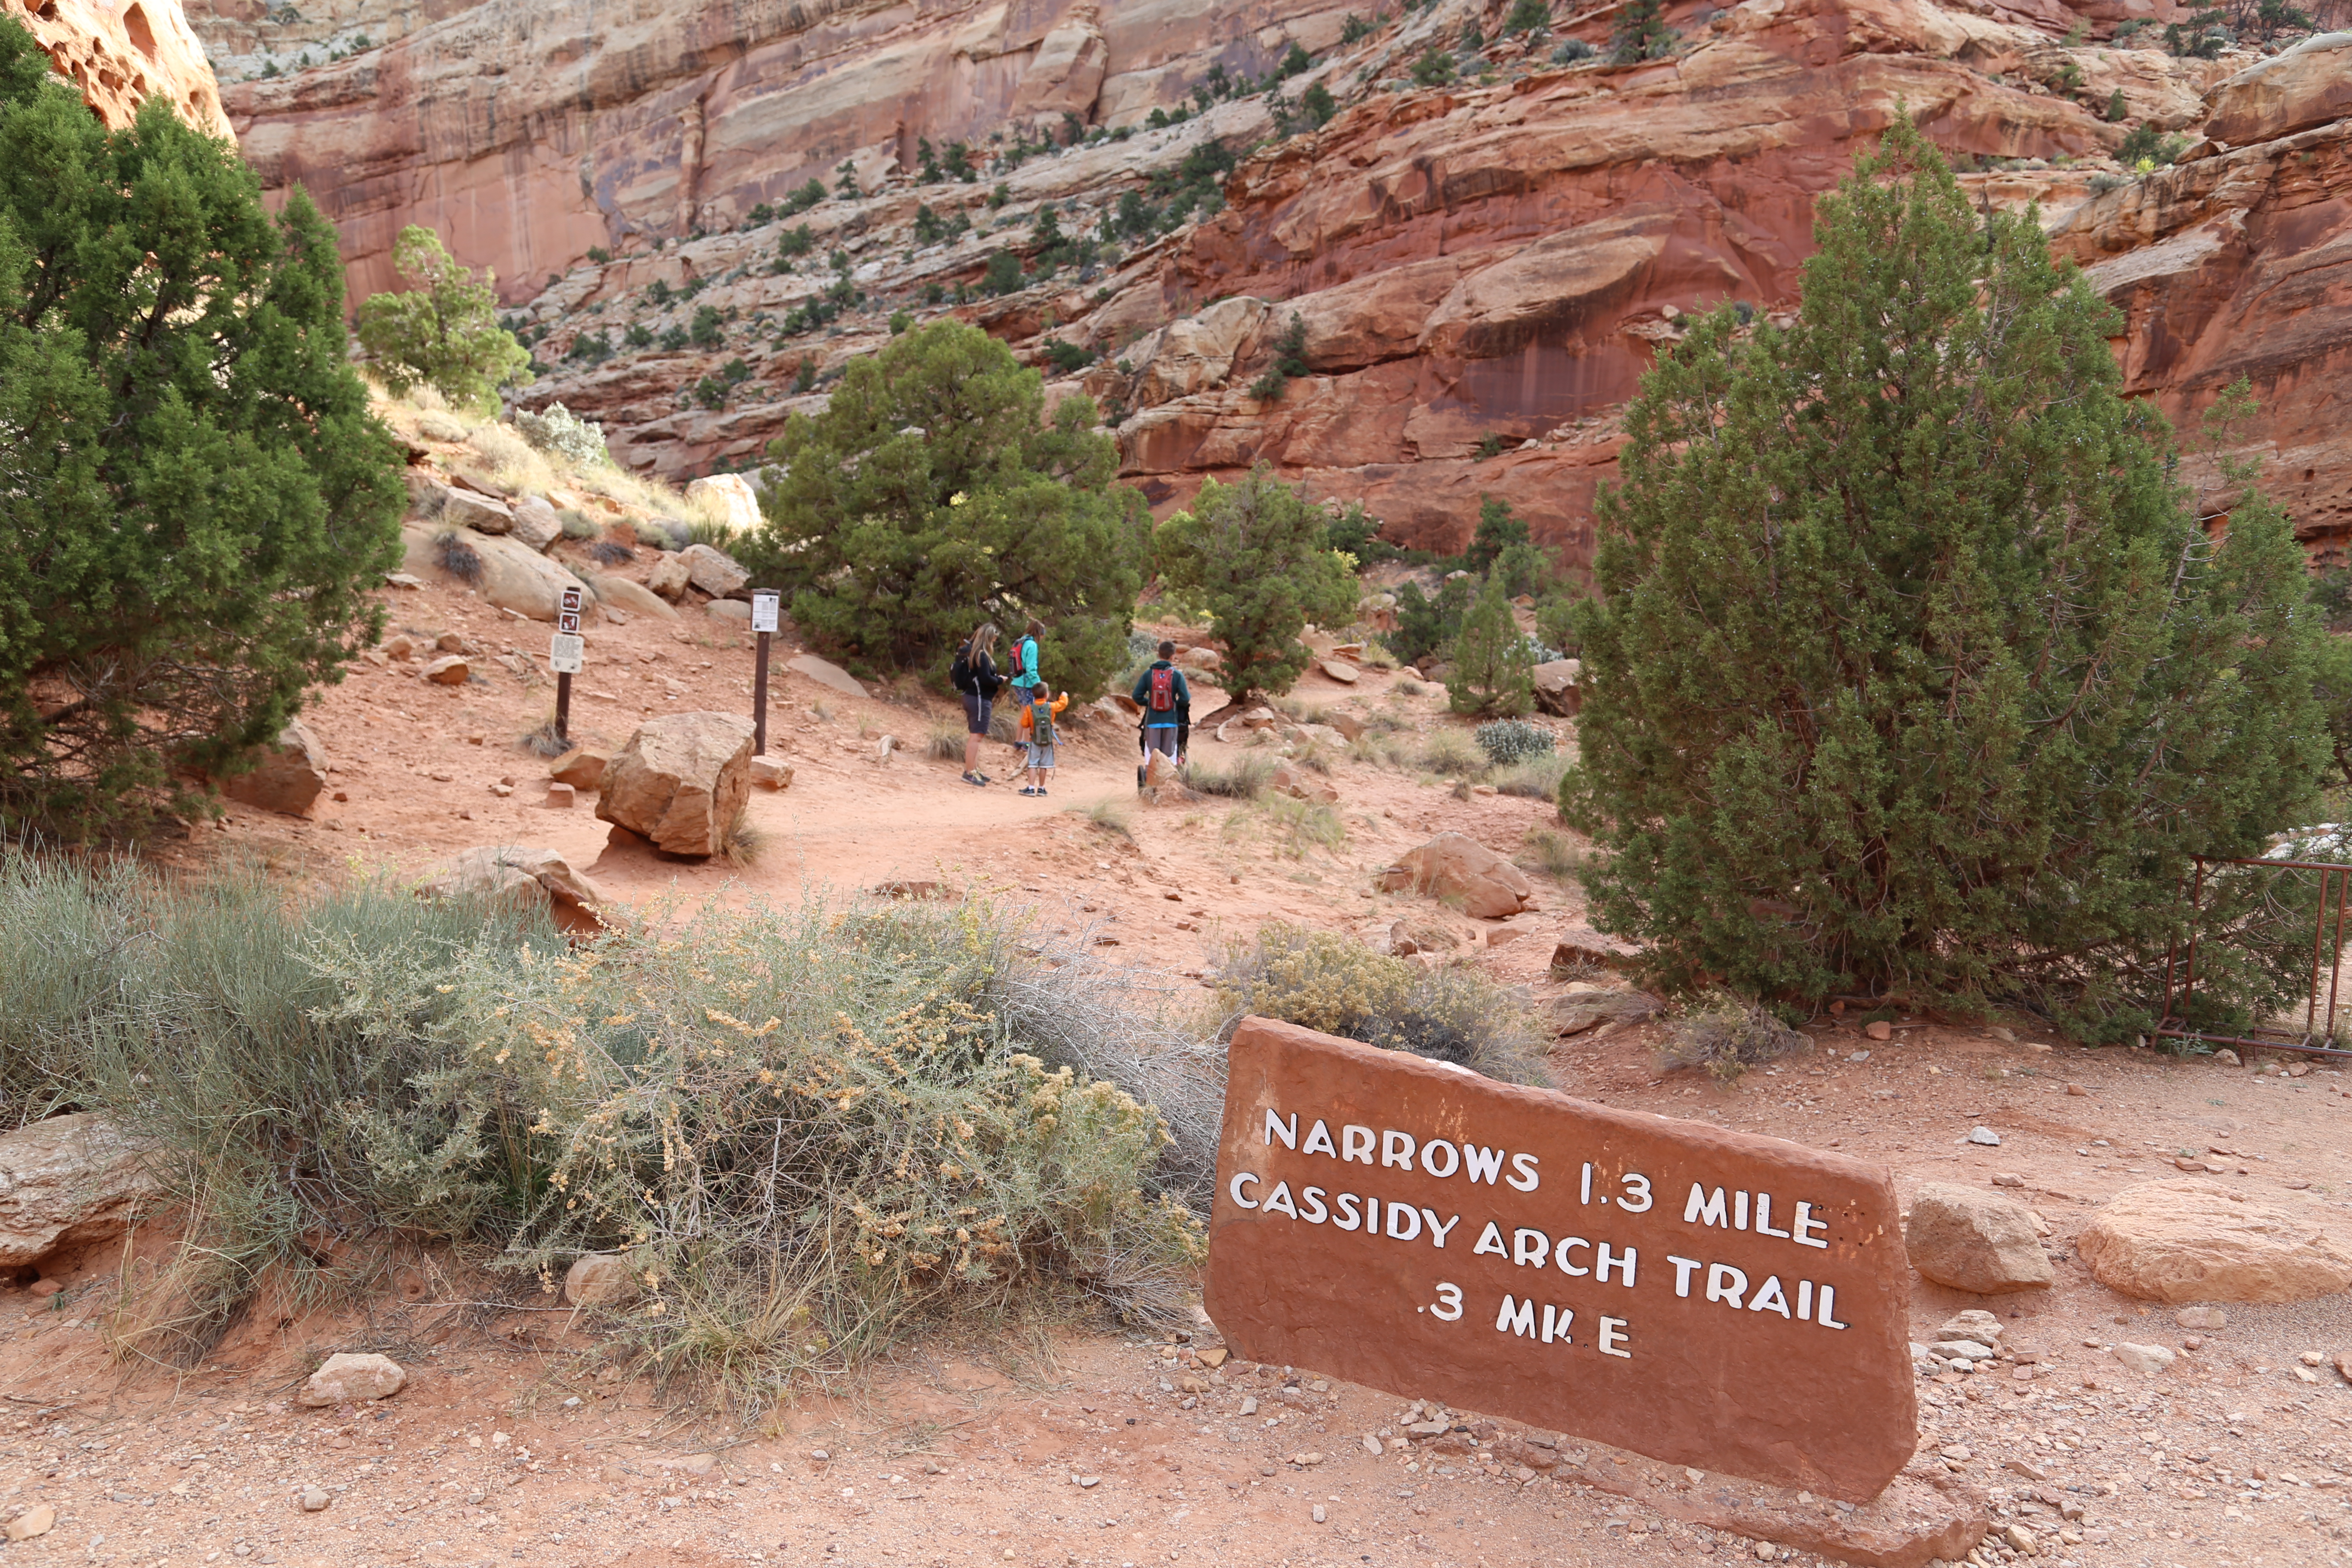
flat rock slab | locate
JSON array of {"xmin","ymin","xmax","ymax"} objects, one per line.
[
  {"xmin": 1206, "ymin": 1018, "xmax": 1918, "ymax": 1502},
  {"xmin": 786, "ymin": 654, "xmax": 868, "ymax": 700},
  {"xmin": 0, "ymin": 1113, "xmax": 159, "ymax": 1268},
  {"xmin": 2076, "ymin": 1178, "xmax": 2352, "ymax": 1302},
  {"xmin": 1557, "ymin": 1437, "xmax": 1984, "ymax": 1568}
]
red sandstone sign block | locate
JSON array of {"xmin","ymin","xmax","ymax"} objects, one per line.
[{"xmin": 1204, "ymin": 1018, "xmax": 1917, "ymax": 1502}]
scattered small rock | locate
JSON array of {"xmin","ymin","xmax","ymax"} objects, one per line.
[
  {"xmin": 423, "ymin": 654, "xmax": 469, "ymax": 685},
  {"xmin": 2176, "ymin": 1305, "xmax": 2228, "ymax": 1329},
  {"xmin": 4, "ymin": 1504, "xmax": 56, "ymax": 1540},
  {"xmin": 299, "ymin": 1487, "xmax": 330, "ymax": 1513},
  {"xmin": 1967, "ymin": 1127, "xmax": 2002, "ymax": 1146},
  {"xmin": 2111, "ymin": 1341, "xmax": 2177, "ymax": 1376},
  {"xmin": 298, "ymin": 1351, "xmax": 407, "ymax": 1406},
  {"xmin": 1865, "ymin": 1020, "xmax": 1892, "ymax": 1041}
]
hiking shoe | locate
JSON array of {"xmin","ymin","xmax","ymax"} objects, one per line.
[
  {"xmin": 1019, "ymin": 786, "xmax": 1039, "ymax": 796},
  {"xmin": 962, "ymin": 771, "xmax": 986, "ymax": 787}
]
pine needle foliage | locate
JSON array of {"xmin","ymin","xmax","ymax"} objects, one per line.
[
  {"xmin": 1446, "ymin": 577, "xmax": 1536, "ymax": 717},
  {"xmin": 0, "ymin": 21, "xmax": 406, "ymax": 837},
  {"xmin": 1559, "ymin": 116, "xmax": 2325, "ymax": 1037},
  {"xmin": 1154, "ymin": 466, "xmax": 1359, "ymax": 705}
]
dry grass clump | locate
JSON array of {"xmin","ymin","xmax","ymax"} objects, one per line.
[
  {"xmin": 432, "ymin": 529, "xmax": 484, "ymax": 585},
  {"xmin": 1213, "ymin": 922, "xmax": 1545, "ymax": 1084},
  {"xmin": 1657, "ymin": 993, "xmax": 1807, "ymax": 1084},
  {"xmin": 1519, "ymin": 827, "xmax": 1586, "ymax": 882},
  {"xmin": 0, "ymin": 856, "xmax": 1211, "ymax": 1404},
  {"xmin": 928, "ymin": 720, "xmax": 966, "ymax": 762},
  {"xmin": 1185, "ymin": 754, "xmax": 1272, "ymax": 799},
  {"xmin": 720, "ymin": 801, "xmax": 767, "ymax": 867},
  {"xmin": 1495, "ymin": 754, "xmax": 1571, "ymax": 799},
  {"xmin": 1419, "ymin": 729, "xmax": 1484, "ymax": 777}
]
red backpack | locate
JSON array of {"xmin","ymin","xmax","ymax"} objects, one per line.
[{"xmin": 1148, "ymin": 666, "xmax": 1176, "ymax": 712}]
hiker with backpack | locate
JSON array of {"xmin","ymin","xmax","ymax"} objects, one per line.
[
  {"xmin": 1130, "ymin": 640, "xmax": 1191, "ymax": 790},
  {"xmin": 949, "ymin": 623, "xmax": 1003, "ymax": 787},
  {"xmin": 1016, "ymin": 682, "xmax": 1069, "ymax": 796},
  {"xmin": 1006, "ymin": 619, "xmax": 1045, "ymax": 697}
]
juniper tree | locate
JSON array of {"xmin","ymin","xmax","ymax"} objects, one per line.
[
  {"xmin": 1559, "ymin": 115, "xmax": 2324, "ymax": 1036},
  {"xmin": 1446, "ymin": 577, "xmax": 1535, "ymax": 717},
  {"xmin": 1155, "ymin": 467, "xmax": 1359, "ymax": 707},
  {"xmin": 0, "ymin": 18, "xmax": 406, "ymax": 836},
  {"xmin": 354, "ymin": 226, "xmax": 530, "ymax": 410},
  {"xmin": 736, "ymin": 322, "xmax": 1147, "ymax": 696}
]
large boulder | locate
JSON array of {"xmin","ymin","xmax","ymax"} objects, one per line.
[
  {"xmin": 442, "ymin": 487, "xmax": 515, "ymax": 535},
  {"xmin": 509, "ymin": 494, "xmax": 565, "ymax": 551},
  {"xmin": 1532, "ymin": 659, "xmax": 1583, "ymax": 718},
  {"xmin": 2203, "ymin": 32, "xmax": 2352, "ymax": 147},
  {"xmin": 0, "ymin": 1113, "xmax": 159, "ymax": 1268},
  {"xmin": 221, "ymin": 719, "xmax": 328, "ymax": 816},
  {"xmin": 403, "ymin": 524, "xmax": 589, "ymax": 622},
  {"xmin": 589, "ymin": 574, "xmax": 679, "ymax": 621},
  {"xmin": 299, "ymin": 1352, "xmax": 407, "ymax": 1406},
  {"xmin": 785, "ymin": 654, "xmax": 868, "ymax": 700},
  {"xmin": 1904, "ymin": 1183, "xmax": 2054, "ymax": 1294},
  {"xmin": 416, "ymin": 845, "xmax": 607, "ymax": 923},
  {"xmin": 596, "ymin": 712, "xmax": 757, "ymax": 857},
  {"xmin": 682, "ymin": 473, "xmax": 762, "ymax": 536},
  {"xmin": 2075, "ymin": 1179, "xmax": 2352, "ymax": 1302},
  {"xmin": 1375, "ymin": 833, "xmax": 1535, "ymax": 919},
  {"xmin": 679, "ymin": 542, "xmax": 749, "ymax": 598}
]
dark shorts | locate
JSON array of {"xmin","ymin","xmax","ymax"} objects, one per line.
[
  {"xmin": 962, "ymin": 691, "xmax": 992, "ymax": 735},
  {"xmin": 1143, "ymin": 725, "xmax": 1179, "ymax": 756}
]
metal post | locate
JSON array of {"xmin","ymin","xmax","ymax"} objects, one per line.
[
  {"xmin": 555, "ymin": 671, "xmax": 572, "ymax": 746},
  {"xmin": 551, "ymin": 585, "xmax": 585, "ymax": 748},
  {"xmin": 751, "ymin": 589, "xmax": 780, "ymax": 756}
]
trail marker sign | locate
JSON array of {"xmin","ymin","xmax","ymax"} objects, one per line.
[
  {"xmin": 1204, "ymin": 1017, "xmax": 1917, "ymax": 1501},
  {"xmin": 548, "ymin": 634, "xmax": 585, "ymax": 674}
]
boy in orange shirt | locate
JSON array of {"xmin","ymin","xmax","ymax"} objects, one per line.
[{"xmin": 1016, "ymin": 683, "xmax": 1069, "ymax": 797}]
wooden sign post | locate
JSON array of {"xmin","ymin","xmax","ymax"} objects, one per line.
[
  {"xmin": 750, "ymin": 589, "xmax": 779, "ymax": 756},
  {"xmin": 1206, "ymin": 1017, "xmax": 1917, "ymax": 1502},
  {"xmin": 550, "ymin": 586, "xmax": 585, "ymax": 745}
]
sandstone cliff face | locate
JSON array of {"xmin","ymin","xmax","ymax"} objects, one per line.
[
  {"xmin": 193, "ymin": 0, "xmax": 2348, "ymax": 572},
  {"xmin": 21, "ymin": 0, "xmax": 230, "ymax": 139}
]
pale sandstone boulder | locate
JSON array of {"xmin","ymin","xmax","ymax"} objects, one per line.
[
  {"xmin": 749, "ymin": 755, "xmax": 793, "ymax": 789},
  {"xmin": 785, "ymin": 654, "xmax": 869, "ymax": 700},
  {"xmin": 509, "ymin": 494, "xmax": 565, "ymax": 551},
  {"xmin": 443, "ymin": 488, "xmax": 515, "ymax": 535},
  {"xmin": 646, "ymin": 552, "xmax": 693, "ymax": 601},
  {"xmin": 683, "ymin": 473, "xmax": 762, "ymax": 535},
  {"xmin": 2110, "ymin": 1342, "xmax": 2177, "ymax": 1376},
  {"xmin": 596, "ymin": 712, "xmax": 756, "ymax": 857},
  {"xmin": 2076, "ymin": 1179, "xmax": 2352, "ymax": 1302},
  {"xmin": 549, "ymin": 747, "xmax": 610, "ymax": 791},
  {"xmin": 221, "ymin": 719, "xmax": 328, "ymax": 816},
  {"xmin": 416, "ymin": 845, "xmax": 608, "ymax": 922},
  {"xmin": 2204, "ymin": 32, "xmax": 2352, "ymax": 147},
  {"xmin": 708, "ymin": 598, "xmax": 752, "ymax": 623},
  {"xmin": 299, "ymin": 1352, "xmax": 407, "ymax": 1406},
  {"xmin": 1532, "ymin": 659, "xmax": 1583, "ymax": 718},
  {"xmin": 1552, "ymin": 989, "xmax": 1664, "ymax": 1036},
  {"xmin": 1904, "ymin": 1183, "xmax": 2055, "ymax": 1294},
  {"xmin": 588, "ymin": 574, "xmax": 680, "ymax": 621},
  {"xmin": 1375, "ymin": 833, "xmax": 1535, "ymax": 919},
  {"xmin": 404, "ymin": 525, "xmax": 590, "ymax": 622},
  {"xmin": 679, "ymin": 542, "xmax": 749, "ymax": 597},
  {"xmin": 0, "ymin": 1114, "xmax": 159, "ymax": 1268},
  {"xmin": 423, "ymin": 654, "xmax": 469, "ymax": 685}
]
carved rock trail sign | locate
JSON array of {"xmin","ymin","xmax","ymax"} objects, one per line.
[{"xmin": 1205, "ymin": 1018, "xmax": 1917, "ymax": 1502}]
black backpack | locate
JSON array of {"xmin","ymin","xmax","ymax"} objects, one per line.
[{"xmin": 949, "ymin": 643, "xmax": 977, "ymax": 694}]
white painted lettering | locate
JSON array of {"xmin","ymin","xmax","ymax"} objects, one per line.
[
  {"xmin": 1598, "ymin": 1316, "xmax": 1632, "ymax": 1359},
  {"xmin": 1341, "ymin": 1124, "xmax": 1376, "ymax": 1164},
  {"xmin": 1797, "ymin": 1279, "xmax": 1813, "ymax": 1321},
  {"xmin": 1507, "ymin": 1153, "xmax": 1541, "ymax": 1192},
  {"xmin": 1432, "ymin": 1282, "xmax": 1464, "ymax": 1320},
  {"xmin": 1421, "ymin": 1139, "xmax": 1461, "ymax": 1179},
  {"xmin": 1541, "ymin": 1304, "xmax": 1573, "ymax": 1345},
  {"xmin": 1303, "ymin": 1119, "xmax": 1338, "ymax": 1158},
  {"xmin": 1684, "ymin": 1185, "xmax": 1728, "ymax": 1228},
  {"xmin": 1555, "ymin": 1237, "xmax": 1591, "ymax": 1277},
  {"xmin": 1262, "ymin": 1181, "xmax": 1299, "ymax": 1219},
  {"xmin": 1385, "ymin": 1202, "xmax": 1423, "ymax": 1241},
  {"xmin": 1755, "ymin": 1191, "xmax": 1791, "ymax": 1239},
  {"xmin": 1705, "ymin": 1263, "xmax": 1748, "ymax": 1308},
  {"xmin": 1473, "ymin": 1221, "xmax": 1508, "ymax": 1258},
  {"xmin": 1580, "ymin": 1162, "xmax": 1593, "ymax": 1204},
  {"xmin": 1818, "ymin": 1285, "xmax": 1847, "ymax": 1330},
  {"xmin": 1335, "ymin": 1192, "xmax": 1363, "ymax": 1232},
  {"xmin": 1421, "ymin": 1210, "xmax": 1461, "ymax": 1248},
  {"xmin": 1381, "ymin": 1129, "xmax": 1418, "ymax": 1172},
  {"xmin": 1512, "ymin": 1228, "xmax": 1550, "ymax": 1268},
  {"xmin": 1747, "ymin": 1274, "xmax": 1792, "ymax": 1318},
  {"xmin": 1497, "ymin": 1294, "xmax": 1537, "ymax": 1338},
  {"xmin": 1264, "ymin": 1110, "xmax": 1298, "ymax": 1150},
  {"xmin": 1735, "ymin": 1190, "xmax": 1750, "ymax": 1231},
  {"xmin": 1299, "ymin": 1186, "xmax": 1329, "ymax": 1224},
  {"xmin": 1229, "ymin": 1173, "xmax": 1260, "ymax": 1210},
  {"xmin": 1462, "ymin": 1145, "xmax": 1505, "ymax": 1185},
  {"xmin": 1596, "ymin": 1244, "xmax": 1636, "ymax": 1287},
  {"xmin": 1667, "ymin": 1254, "xmax": 1702, "ymax": 1297},
  {"xmin": 1619, "ymin": 1173, "xmax": 1653, "ymax": 1213},
  {"xmin": 1793, "ymin": 1201, "xmax": 1830, "ymax": 1249}
]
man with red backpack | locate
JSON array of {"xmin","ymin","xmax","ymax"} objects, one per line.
[{"xmin": 1129, "ymin": 640, "xmax": 1191, "ymax": 791}]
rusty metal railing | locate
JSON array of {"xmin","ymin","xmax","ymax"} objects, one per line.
[{"xmin": 2155, "ymin": 854, "xmax": 2352, "ymax": 1060}]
